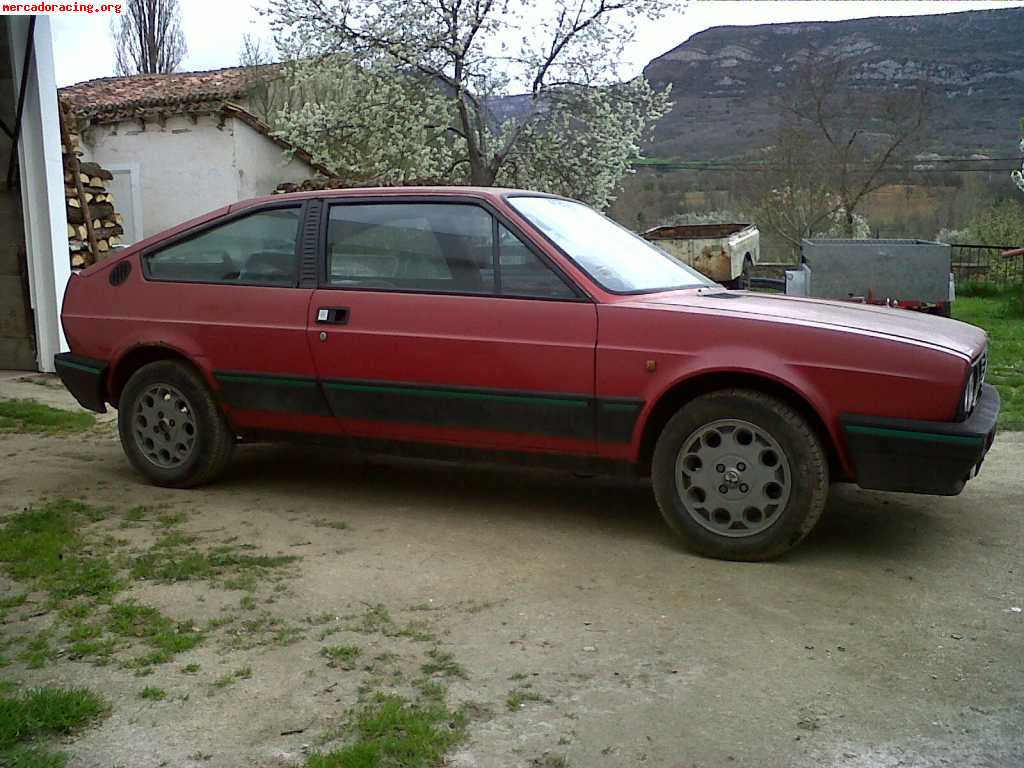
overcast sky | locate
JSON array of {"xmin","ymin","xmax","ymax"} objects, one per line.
[{"xmin": 51, "ymin": 0, "xmax": 1024, "ymax": 88}]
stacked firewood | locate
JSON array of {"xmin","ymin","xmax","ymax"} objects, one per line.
[
  {"xmin": 60, "ymin": 106, "xmax": 124, "ymax": 267},
  {"xmin": 64, "ymin": 161, "xmax": 124, "ymax": 267}
]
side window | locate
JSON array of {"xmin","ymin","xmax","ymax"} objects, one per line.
[
  {"xmin": 145, "ymin": 208, "xmax": 301, "ymax": 286},
  {"xmin": 498, "ymin": 224, "xmax": 576, "ymax": 299},
  {"xmin": 327, "ymin": 204, "xmax": 495, "ymax": 294}
]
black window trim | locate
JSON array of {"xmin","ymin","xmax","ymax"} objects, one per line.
[
  {"xmin": 317, "ymin": 195, "xmax": 593, "ymax": 303},
  {"xmin": 502, "ymin": 192, "xmax": 713, "ymax": 296},
  {"xmin": 139, "ymin": 200, "xmax": 309, "ymax": 289}
]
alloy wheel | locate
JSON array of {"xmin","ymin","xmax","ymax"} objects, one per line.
[{"xmin": 674, "ymin": 418, "xmax": 792, "ymax": 538}]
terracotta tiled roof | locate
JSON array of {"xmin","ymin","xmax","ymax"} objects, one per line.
[
  {"xmin": 58, "ymin": 65, "xmax": 333, "ymax": 177},
  {"xmin": 59, "ymin": 64, "xmax": 279, "ymax": 123}
]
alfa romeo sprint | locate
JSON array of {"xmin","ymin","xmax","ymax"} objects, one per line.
[{"xmin": 56, "ymin": 187, "xmax": 999, "ymax": 560}]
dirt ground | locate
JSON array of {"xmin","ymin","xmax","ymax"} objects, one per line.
[{"xmin": 1, "ymin": 372, "xmax": 1022, "ymax": 768}]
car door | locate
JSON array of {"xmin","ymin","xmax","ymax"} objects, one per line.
[
  {"xmin": 139, "ymin": 202, "xmax": 330, "ymax": 434},
  {"xmin": 307, "ymin": 198, "xmax": 599, "ymax": 456}
]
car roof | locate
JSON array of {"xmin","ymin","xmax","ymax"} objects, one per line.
[{"xmin": 229, "ymin": 186, "xmax": 562, "ymax": 213}]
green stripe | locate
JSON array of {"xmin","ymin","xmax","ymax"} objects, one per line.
[
  {"xmin": 324, "ymin": 381, "xmax": 590, "ymax": 409},
  {"xmin": 845, "ymin": 424, "xmax": 983, "ymax": 446},
  {"xmin": 216, "ymin": 373, "xmax": 317, "ymax": 389},
  {"xmin": 59, "ymin": 359, "xmax": 104, "ymax": 374},
  {"xmin": 602, "ymin": 402, "xmax": 642, "ymax": 411}
]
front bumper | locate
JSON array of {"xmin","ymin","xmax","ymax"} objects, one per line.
[
  {"xmin": 841, "ymin": 384, "xmax": 1000, "ymax": 496},
  {"xmin": 54, "ymin": 353, "xmax": 108, "ymax": 413}
]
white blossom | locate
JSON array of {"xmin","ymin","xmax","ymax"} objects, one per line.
[{"xmin": 264, "ymin": 0, "xmax": 672, "ymax": 206}]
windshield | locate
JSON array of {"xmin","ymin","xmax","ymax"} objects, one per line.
[{"xmin": 507, "ymin": 196, "xmax": 715, "ymax": 293}]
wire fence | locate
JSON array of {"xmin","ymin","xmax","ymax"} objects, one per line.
[{"xmin": 951, "ymin": 244, "xmax": 1024, "ymax": 289}]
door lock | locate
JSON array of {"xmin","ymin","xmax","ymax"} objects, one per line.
[{"xmin": 318, "ymin": 331, "xmax": 327, "ymax": 342}]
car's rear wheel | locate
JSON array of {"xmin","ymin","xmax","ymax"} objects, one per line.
[
  {"xmin": 651, "ymin": 388, "xmax": 829, "ymax": 561},
  {"xmin": 118, "ymin": 360, "xmax": 234, "ymax": 488}
]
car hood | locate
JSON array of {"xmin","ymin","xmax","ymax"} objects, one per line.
[{"xmin": 630, "ymin": 290, "xmax": 986, "ymax": 359}]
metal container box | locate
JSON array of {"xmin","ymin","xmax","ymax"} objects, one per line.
[{"xmin": 799, "ymin": 239, "xmax": 952, "ymax": 304}]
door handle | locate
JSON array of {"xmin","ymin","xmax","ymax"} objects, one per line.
[{"xmin": 316, "ymin": 307, "xmax": 350, "ymax": 325}]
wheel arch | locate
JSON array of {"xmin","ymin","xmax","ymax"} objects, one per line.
[
  {"xmin": 107, "ymin": 344, "xmax": 211, "ymax": 408},
  {"xmin": 635, "ymin": 369, "xmax": 844, "ymax": 478}
]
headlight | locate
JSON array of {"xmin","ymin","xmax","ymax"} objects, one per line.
[{"xmin": 961, "ymin": 350, "xmax": 987, "ymax": 419}]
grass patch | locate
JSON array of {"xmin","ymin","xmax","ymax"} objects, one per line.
[
  {"xmin": 106, "ymin": 602, "xmax": 202, "ymax": 661},
  {"xmin": 954, "ymin": 292, "xmax": 1024, "ymax": 430},
  {"xmin": 0, "ymin": 500, "xmax": 122, "ymax": 602},
  {"xmin": 130, "ymin": 543, "xmax": 298, "ymax": 586},
  {"xmin": 181, "ymin": 663, "xmax": 200, "ymax": 674},
  {"xmin": 0, "ymin": 686, "xmax": 107, "ymax": 766},
  {"xmin": 506, "ymin": 689, "xmax": 546, "ymax": 711},
  {"xmin": 0, "ymin": 593, "xmax": 27, "ymax": 620},
  {"xmin": 212, "ymin": 666, "xmax": 252, "ymax": 690},
  {"xmin": 18, "ymin": 635, "xmax": 55, "ymax": 670},
  {"xmin": 139, "ymin": 686, "xmax": 166, "ymax": 701},
  {"xmin": 342, "ymin": 603, "xmax": 435, "ymax": 643},
  {"xmin": 421, "ymin": 648, "xmax": 467, "ymax": 680},
  {"xmin": 0, "ymin": 400, "xmax": 94, "ymax": 435},
  {"xmin": 307, "ymin": 694, "xmax": 466, "ymax": 768},
  {"xmin": 320, "ymin": 644, "xmax": 361, "ymax": 670}
]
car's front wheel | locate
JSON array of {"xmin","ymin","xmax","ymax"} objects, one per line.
[
  {"xmin": 651, "ymin": 388, "xmax": 829, "ymax": 561},
  {"xmin": 118, "ymin": 360, "xmax": 234, "ymax": 488}
]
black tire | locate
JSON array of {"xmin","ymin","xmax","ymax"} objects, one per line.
[
  {"xmin": 117, "ymin": 360, "xmax": 234, "ymax": 488},
  {"xmin": 651, "ymin": 388, "xmax": 829, "ymax": 561}
]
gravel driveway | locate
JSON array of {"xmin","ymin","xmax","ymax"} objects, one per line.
[{"xmin": 1, "ymin": 372, "xmax": 1021, "ymax": 768}]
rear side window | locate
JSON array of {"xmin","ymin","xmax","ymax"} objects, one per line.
[
  {"xmin": 145, "ymin": 208, "xmax": 301, "ymax": 286},
  {"xmin": 326, "ymin": 203, "xmax": 576, "ymax": 299}
]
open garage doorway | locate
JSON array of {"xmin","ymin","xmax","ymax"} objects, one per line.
[{"xmin": 0, "ymin": 15, "xmax": 36, "ymax": 370}]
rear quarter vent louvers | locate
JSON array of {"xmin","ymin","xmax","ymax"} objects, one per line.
[{"xmin": 109, "ymin": 261, "xmax": 131, "ymax": 286}]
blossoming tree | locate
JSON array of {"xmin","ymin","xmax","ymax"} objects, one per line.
[{"xmin": 266, "ymin": 0, "xmax": 672, "ymax": 208}]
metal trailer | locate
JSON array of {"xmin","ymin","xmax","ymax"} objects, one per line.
[
  {"xmin": 787, "ymin": 238, "xmax": 955, "ymax": 315},
  {"xmin": 642, "ymin": 223, "xmax": 759, "ymax": 287}
]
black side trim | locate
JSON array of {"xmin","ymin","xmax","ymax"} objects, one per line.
[
  {"xmin": 322, "ymin": 378, "xmax": 595, "ymax": 440},
  {"xmin": 597, "ymin": 398, "xmax": 644, "ymax": 443},
  {"xmin": 214, "ymin": 371, "xmax": 332, "ymax": 416},
  {"xmin": 236, "ymin": 429, "xmax": 638, "ymax": 477},
  {"xmin": 214, "ymin": 372, "xmax": 643, "ymax": 444},
  {"xmin": 841, "ymin": 384, "xmax": 1000, "ymax": 496},
  {"xmin": 54, "ymin": 353, "xmax": 108, "ymax": 413}
]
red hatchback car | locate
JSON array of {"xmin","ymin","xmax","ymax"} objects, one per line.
[{"xmin": 56, "ymin": 187, "xmax": 999, "ymax": 560}]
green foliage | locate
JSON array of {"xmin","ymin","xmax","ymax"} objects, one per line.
[
  {"xmin": 0, "ymin": 686, "xmax": 106, "ymax": 767},
  {"xmin": 420, "ymin": 648, "xmax": 467, "ymax": 680},
  {"xmin": 212, "ymin": 666, "xmax": 252, "ymax": 690},
  {"xmin": 954, "ymin": 292, "xmax": 1024, "ymax": 430},
  {"xmin": 131, "ymin": 543, "xmax": 299, "ymax": 584},
  {"xmin": 0, "ymin": 400, "xmax": 94, "ymax": 434},
  {"xmin": 106, "ymin": 602, "xmax": 203, "ymax": 659},
  {"xmin": 139, "ymin": 687, "xmax": 166, "ymax": 701},
  {"xmin": 306, "ymin": 694, "xmax": 467, "ymax": 768},
  {"xmin": 506, "ymin": 689, "xmax": 546, "ymax": 711},
  {"xmin": 19, "ymin": 635, "xmax": 56, "ymax": 669},
  {"xmin": 964, "ymin": 199, "xmax": 1024, "ymax": 247},
  {"xmin": 0, "ymin": 500, "xmax": 122, "ymax": 601},
  {"xmin": 320, "ymin": 644, "xmax": 361, "ymax": 670}
]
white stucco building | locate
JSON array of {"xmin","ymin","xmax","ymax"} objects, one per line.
[
  {"xmin": 59, "ymin": 67, "xmax": 327, "ymax": 241},
  {"xmin": 0, "ymin": 40, "xmax": 326, "ymax": 372}
]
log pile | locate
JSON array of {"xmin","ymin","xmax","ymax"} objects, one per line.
[{"xmin": 60, "ymin": 105, "xmax": 124, "ymax": 268}]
